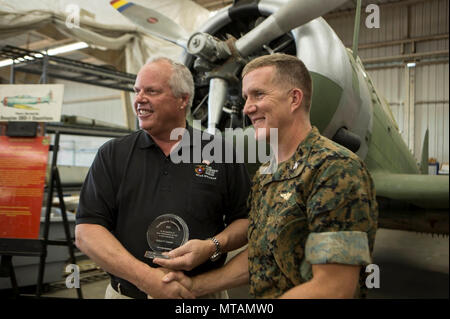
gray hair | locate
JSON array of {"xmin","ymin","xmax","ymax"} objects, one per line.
[{"xmin": 146, "ymin": 56, "xmax": 195, "ymax": 108}]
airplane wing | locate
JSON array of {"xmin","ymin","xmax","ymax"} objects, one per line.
[
  {"xmin": 371, "ymin": 171, "xmax": 449, "ymax": 209},
  {"xmin": 372, "ymin": 171, "xmax": 449, "ymax": 234}
]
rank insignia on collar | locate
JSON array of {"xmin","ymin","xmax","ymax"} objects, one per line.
[{"xmin": 195, "ymin": 165, "xmax": 206, "ymax": 175}]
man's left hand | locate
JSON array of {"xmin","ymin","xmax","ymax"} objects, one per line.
[{"xmin": 153, "ymin": 239, "xmax": 214, "ymax": 271}]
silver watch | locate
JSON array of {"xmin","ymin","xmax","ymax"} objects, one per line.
[{"xmin": 209, "ymin": 237, "xmax": 222, "ymax": 261}]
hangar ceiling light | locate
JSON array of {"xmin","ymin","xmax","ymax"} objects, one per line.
[{"xmin": 0, "ymin": 42, "xmax": 89, "ymax": 69}]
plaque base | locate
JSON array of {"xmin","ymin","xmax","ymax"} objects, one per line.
[{"xmin": 144, "ymin": 251, "xmax": 170, "ymax": 259}]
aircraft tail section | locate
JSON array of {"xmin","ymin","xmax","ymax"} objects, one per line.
[{"xmin": 420, "ymin": 129, "xmax": 429, "ymax": 175}]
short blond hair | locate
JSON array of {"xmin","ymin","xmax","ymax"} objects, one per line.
[{"xmin": 242, "ymin": 53, "xmax": 312, "ymax": 111}]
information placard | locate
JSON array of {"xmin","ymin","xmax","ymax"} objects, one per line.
[
  {"xmin": 0, "ymin": 136, "xmax": 50, "ymax": 239},
  {"xmin": 0, "ymin": 84, "xmax": 64, "ymax": 122}
]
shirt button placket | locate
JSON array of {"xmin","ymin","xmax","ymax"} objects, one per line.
[{"xmin": 163, "ymin": 157, "xmax": 169, "ymax": 176}]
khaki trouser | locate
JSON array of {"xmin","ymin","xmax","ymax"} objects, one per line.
[{"xmin": 105, "ymin": 283, "xmax": 229, "ymax": 299}]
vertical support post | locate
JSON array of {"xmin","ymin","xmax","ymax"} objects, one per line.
[
  {"xmin": 10, "ymin": 61, "xmax": 15, "ymax": 84},
  {"xmin": 404, "ymin": 65, "xmax": 410, "ymax": 148},
  {"xmin": 1, "ymin": 255, "xmax": 19, "ymax": 298},
  {"xmin": 40, "ymin": 54, "xmax": 48, "ymax": 84},
  {"xmin": 404, "ymin": 64, "xmax": 416, "ymax": 155},
  {"xmin": 352, "ymin": 0, "xmax": 362, "ymax": 60},
  {"xmin": 54, "ymin": 168, "xmax": 83, "ymax": 299},
  {"xmin": 36, "ymin": 131, "xmax": 59, "ymax": 297},
  {"xmin": 408, "ymin": 66, "xmax": 415, "ymax": 155}
]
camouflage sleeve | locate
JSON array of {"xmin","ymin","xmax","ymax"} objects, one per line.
[
  {"xmin": 305, "ymin": 157, "xmax": 377, "ymax": 265},
  {"xmin": 305, "ymin": 231, "xmax": 371, "ymax": 265}
]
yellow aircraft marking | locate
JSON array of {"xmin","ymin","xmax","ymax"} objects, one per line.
[
  {"xmin": 11, "ymin": 104, "xmax": 38, "ymax": 110},
  {"xmin": 111, "ymin": 0, "xmax": 128, "ymax": 9}
]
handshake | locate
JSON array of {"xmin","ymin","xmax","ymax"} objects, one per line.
[
  {"xmin": 140, "ymin": 238, "xmax": 245, "ymax": 299},
  {"xmin": 155, "ymin": 267, "xmax": 196, "ymax": 299}
]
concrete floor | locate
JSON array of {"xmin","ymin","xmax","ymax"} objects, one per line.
[
  {"xmin": 368, "ymin": 228, "xmax": 448, "ymax": 298},
  {"xmin": 39, "ymin": 228, "xmax": 448, "ymax": 299}
]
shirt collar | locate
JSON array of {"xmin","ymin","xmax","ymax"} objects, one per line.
[
  {"xmin": 291, "ymin": 126, "xmax": 321, "ymax": 162},
  {"xmin": 137, "ymin": 123, "xmax": 195, "ymax": 150},
  {"xmin": 259, "ymin": 126, "xmax": 321, "ymax": 184}
]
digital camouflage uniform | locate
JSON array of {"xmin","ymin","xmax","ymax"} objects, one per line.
[{"xmin": 248, "ymin": 126, "xmax": 378, "ymax": 298}]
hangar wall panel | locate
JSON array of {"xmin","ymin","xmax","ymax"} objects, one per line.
[
  {"xmin": 409, "ymin": 0, "xmax": 449, "ymax": 37},
  {"xmin": 326, "ymin": 0, "xmax": 449, "ymax": 166},
  {"xmin": 368, "ymin": 67, "xmax": 406, "ymax": 139},
  {"xmin": 414, "ymin": 63, "xmax": 449, "ymax": 164},
  {"xmin": 326, "ymin": 3, "xmax": 408, "ymax": 48}
]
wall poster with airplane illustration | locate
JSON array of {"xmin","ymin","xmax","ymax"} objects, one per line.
[{"xmin": 0, "ymin": 84, "xmax": 64, "ymax": 122}]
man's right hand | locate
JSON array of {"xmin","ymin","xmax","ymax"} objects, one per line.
[
  {"xmin": 163, "ymin": 248, "xmax": 250, "ymax": 298},
  {"xmin": 161, "ymin": 271, "xmax": 196, "ymax": 296},
  {"xmin": 137, "ymin": 267, "xmax": 195, "ymax": 299}
]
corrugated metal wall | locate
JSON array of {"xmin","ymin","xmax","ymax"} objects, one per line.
[
  {"xmin": 326, "ymin": 0, "xmax": 449, "ymax": 166},
  {"xmin": 414, "ymin": 62, "xmax": 449, "ymax": 163},
  {"xmin": 369, "ymin": 67, "xmax": 406, "ymax": 136}
]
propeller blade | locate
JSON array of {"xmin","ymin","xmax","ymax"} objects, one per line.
[
  {"xmin": 110, "ymin": 0, "xmax": 189, "ymax": 48},
  {"xmin": 207, "ymin": 78, "xmax": 228, "ymax": 134},
  {"xmin": 235, "ymin": 0, "xmax": 348, "ymax": 57}
]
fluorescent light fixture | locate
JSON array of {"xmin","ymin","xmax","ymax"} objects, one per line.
[
  {"xmin": 0, "ymin": 42, "xmax": 89, "ymax": 69},
  {"xmin": 407, "ymin": 62, "xmax": 416, "ymax": 68},
  {"xmin": 0, "ymin": 59, "xmax": 13, "ymax": 67},
  {"xmin": 46, "ymin": 42, "xmax": 88, "ymax": 55}
]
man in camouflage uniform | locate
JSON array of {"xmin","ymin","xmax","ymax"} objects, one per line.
[
  {"xmin": 247, "ymin": 127, "xmax": 378, "ymax": 298},
  {"xmin": 159, "ymin": 53, "xmax": 378, "ymax": 298}
]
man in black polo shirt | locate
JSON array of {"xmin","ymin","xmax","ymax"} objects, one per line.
[{"xmin": 75, "ymin": 57, "xmax": 250, "ymax": 299}]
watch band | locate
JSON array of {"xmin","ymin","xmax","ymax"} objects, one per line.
[{"xmin": 209, "ymin": 237, "xmax": 222, "ymax": 261}]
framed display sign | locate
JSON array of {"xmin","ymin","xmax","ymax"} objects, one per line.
[
  {"xmin": 0, "ymin": 136, "xmax": 50, "ymax": 239},
  {"xmin": 0, "ymin": 84, "xmax": 63, "ymax": 122}
]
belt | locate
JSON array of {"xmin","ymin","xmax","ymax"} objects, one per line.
[{"xmin": 110, "ymin": 277, "xmax": 147, "ymax": 299}]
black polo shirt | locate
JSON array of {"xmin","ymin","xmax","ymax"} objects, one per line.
[{"xmin": 76, "ymin": 125, "xmax": 250, "ymax": 297}]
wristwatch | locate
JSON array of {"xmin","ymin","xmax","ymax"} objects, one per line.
[{"xmin": 209, "ymin": 237, "xmax": 222, "ymax": 262}]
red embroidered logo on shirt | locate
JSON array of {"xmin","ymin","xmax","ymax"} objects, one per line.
[{"xmin": 195, "ymin": 165, "xmax": 206, "ymax": 175}]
